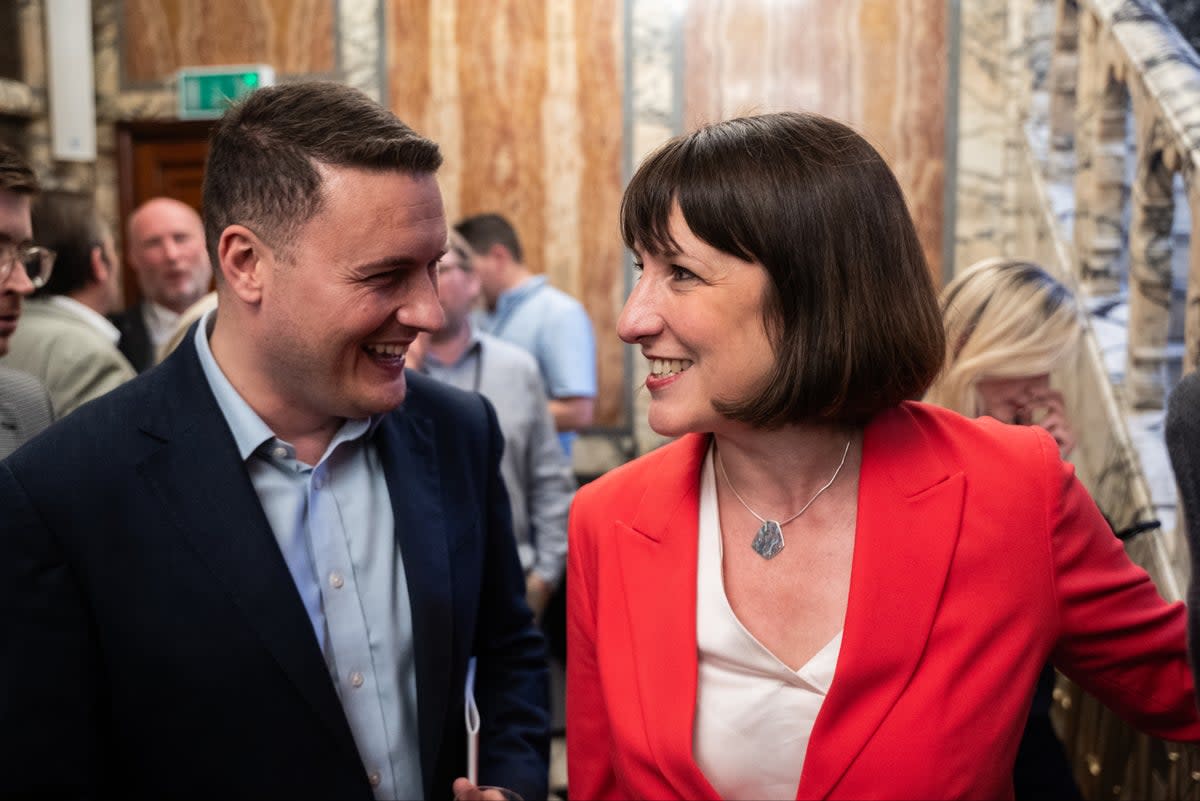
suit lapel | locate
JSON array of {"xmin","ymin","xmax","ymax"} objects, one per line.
[
  {"xmin": 375, "ymin": 408, "xmax": 451, "ymax": 795},
  {"xmin": 135, "ymin": 338, "xmax": 361, "ymax": 763},
  {"xmin": 798, "ymin": 405, "xmax": 965, "ymax": 799},
  {"xmin": 617, "ymin": 433, "xmax": 720, "ymax": 800}
]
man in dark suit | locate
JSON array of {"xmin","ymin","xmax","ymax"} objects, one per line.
[
  {"xmin": 0, "ymin": 82, "xmax": 549, "ymax": 800},
  {"xmin": 110, "ymin": 196, "xmax": 212, "ymax": 371}
]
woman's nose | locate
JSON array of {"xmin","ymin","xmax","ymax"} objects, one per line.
[{"xmin": 617, "ymin": 278, "xmax": 662, "ymax": 344}]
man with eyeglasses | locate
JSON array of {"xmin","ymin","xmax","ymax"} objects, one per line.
[
  {"xmin": 1, "ymin": 191, "xmax": 136, "ymax": 417},
  {"xmin": 0, "ymin": 144, "xmax": 54, "ymax": 459}
]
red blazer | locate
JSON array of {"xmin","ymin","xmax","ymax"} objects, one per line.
[{"xmin": 567, "ymin": 402, "xmax": 1200, "ymax": 800}]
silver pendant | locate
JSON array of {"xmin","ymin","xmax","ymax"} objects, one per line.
[{"xmin": 752, "ymin": 520, "xmax": 785, "ymax": 559}]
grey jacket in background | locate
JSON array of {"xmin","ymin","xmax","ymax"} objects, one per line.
[{"xmin": 0, "ymin": 366, "xmax": 53, "ymax": 460}]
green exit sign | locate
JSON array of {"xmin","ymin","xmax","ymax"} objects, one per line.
[{"xmin": 177, "ymin": 65, "xmax": 275, "ymax": 119}]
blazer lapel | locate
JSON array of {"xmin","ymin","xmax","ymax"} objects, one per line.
[
  {"xmin": 617, "ymin": 433, "xmax": 721, "ymax": 800},
  {"xmin": 376, "ymin": 408, "xmax": 450, "ymax": 796},
  {"xmin": 799, "ymin": 405, "xmax": 965, "ymax": 799},
  {"xmin": 135, "ymin": 339, "xmax": 361, "ymax": 764}
]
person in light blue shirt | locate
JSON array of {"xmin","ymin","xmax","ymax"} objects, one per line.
[
  {"xmin": 458, "ymin": 213, "xmax": 597, "ymax": 458},
  {"xmin": 412, "ymin": 231, "xmax": 575, "ymax": 619},
  {"xmin": 0, "ymin": 81, "xmax": 548, "ymax": 801}
]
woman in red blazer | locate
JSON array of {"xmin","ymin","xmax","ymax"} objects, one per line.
[{"xmin": 567, "ymin": 112, "xmax": 1200, "ymax": 801}]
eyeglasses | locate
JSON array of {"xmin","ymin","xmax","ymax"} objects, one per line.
[
  {"xmin": 437, "ymin": 260, "xmax": 472, "ymax": 276},
  {"xmin": 0, "ymin": 244, "xmax": 56, "ymax": 289}
]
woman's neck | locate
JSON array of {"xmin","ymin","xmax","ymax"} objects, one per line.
[{"xmin": 712, "ymin": 422, "xmax": 863, "ymax": 514}]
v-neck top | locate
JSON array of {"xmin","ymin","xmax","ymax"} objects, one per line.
[{"xmin": 693, "ymin": 446, "xmax": 842, "ymax": 801}]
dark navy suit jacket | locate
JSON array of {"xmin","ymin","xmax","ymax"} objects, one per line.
[
  {"xmin": 109, "ymin": 303, "xmax": 155, "ymax": 373},
  {"xmin": 0, "ymin": 332, "xmax": 549, "ymax": 800}
]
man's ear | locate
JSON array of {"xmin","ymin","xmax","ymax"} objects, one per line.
[
  {"xmin": 89, "ymin": 245, "xmax": 110, "ymax": 284},
  {"xmin": 217, "ymin": 225, "xmax": 269, "ymax": 305},
  {"xmin": 488, "ymin": 243, "xmax": 509, "ymax": 263}
]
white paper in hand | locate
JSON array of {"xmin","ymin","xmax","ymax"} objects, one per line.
[{"xmin": 465, "ymin": 656, "xmax": 481, "ymax": 786}]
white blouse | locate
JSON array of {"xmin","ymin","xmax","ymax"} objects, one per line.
[{"xmin": 693, "ymin": 446, "xmax": 842, "ymax": 801}]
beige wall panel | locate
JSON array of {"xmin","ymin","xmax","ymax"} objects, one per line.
[
  {"xmin": 683, "ymin": 0, "xmax": 946, "ymax": 279},
  {"xmin": 122, "ymin": 0, "xmax": 335, "ymax": 84},
  {"xmin": 389, "ymin": 0, "xmax": 625, "ymax": 427},
  {"xmin": 454, "ymin": 0, "xmax": 547, "ymax": 259},
  {"xmin": 575, "ymin": 0, "xmax": 624, "ymax": 428},
  {"xmin": 389, "ymin": 0, "xmax": 434, "ymax": 133}
]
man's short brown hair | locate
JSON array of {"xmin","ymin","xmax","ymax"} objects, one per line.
[
  {"xmin": 0, "ymin": 144, "xmax": 39, "ymax": 195},
  {"xmin": 455, "ymin": 213, "xmax": 524, "ymax": 264},
  {"xmin": 202, "ymin": 81, "xmax": 443, "ymax": 269},
  {"xmin": 32, "ymin": 192, "xmax": 110, "ymax": 297},
  {"xmin": 620, "ymin": 111, "xmax": 944, "ymax": 428}
]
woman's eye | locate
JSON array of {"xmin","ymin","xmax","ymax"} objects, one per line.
[{"xmin": 670, "ymin": 265, "xmax": 695, "ymax": 281}]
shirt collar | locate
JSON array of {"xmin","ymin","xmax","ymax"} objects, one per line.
[
  {"xmin": 45, "ymin": 295, "xmax": 122, "ymax": 346},
  {"xmin": 493, "ymin": 274, "xmax": 547, "ymax": 317},
  {"xmin": 192, "ymin": 308, "xmax": 381, "ymax": 463},
  {"xmin": 422, "ymin": 328, "xmax": 482, "ymax": 370},
  {"xmin": 143, "ymin": 301, "xmax": 183, "ymax": 347}
]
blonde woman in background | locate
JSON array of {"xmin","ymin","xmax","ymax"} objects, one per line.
[
  {"xmin": 926, "ymin": 257, "xmax": 1085, "ymax": 800},
  {"xmin": 926, "ymin": 257, "xmax": 1083, "ymax": 458}
]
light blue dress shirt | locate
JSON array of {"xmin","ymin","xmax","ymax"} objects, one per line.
[
  {"xmin": 474, "ymin": 275, "xmax": 596, "ymax": 457},
  {"xmin": 193, "ymin": 311, "xmax": 422, "ymax": 800}
]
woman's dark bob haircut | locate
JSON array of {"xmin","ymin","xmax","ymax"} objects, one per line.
[{"xmin": 620, "ymin": 111, "xmax": 945, "ymax": 428}]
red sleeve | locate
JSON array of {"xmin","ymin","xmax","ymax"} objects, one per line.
[{"xmin": 1043, "ymin": 430, "xmax": 1200, "ymax": 740}]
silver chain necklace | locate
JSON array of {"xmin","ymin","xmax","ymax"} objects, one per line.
[{"xmin": 716, "ymin": 439, "xmax": 852, "ymax": 560}]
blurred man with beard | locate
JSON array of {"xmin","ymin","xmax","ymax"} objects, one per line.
[{"xmin": 112, "ymin": 197, "xmax": 212, "ymax": 371}]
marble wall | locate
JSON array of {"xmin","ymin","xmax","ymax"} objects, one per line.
[
  {"xmin": 1, "ymin": 0, "xmax": 953, "ymax": 465},
  {"xmin": 121, "ymin": 0, "xmax": 336, "ymax": 84},
  {"xmin": 387, "ymin": 0, "xmax": 627, "ymax": 431},
  {"xmin": 682, "ymin": 0, "xmax": 948, "ymax": 279}
]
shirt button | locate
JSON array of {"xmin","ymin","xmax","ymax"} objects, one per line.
[
  {"xmin": 313, "ymin": 475, "xmax": 325, "ymax": 490},
  {"xmin": 350, "ymin": 671, "xmax": 364, "ymax": 688},
  {"xmin": 272, "ymin": 445, "xmax": 288, "ymax": 460},
  {"xmin": 368, "ymin": 771, "xmax": 381, "ymax": 787},
  {"xmin": 330, "ymin": 571, "xmax": 344, "ymax": 589}
]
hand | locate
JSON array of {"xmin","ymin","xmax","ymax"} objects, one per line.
[
  {"xmin": 407, "ymin": 332, "xmax": 430, "ymax": 371},
  {"xmin": 1017, "ymin": 389, "xmax": 1076, "ymax": 458},
  {"xmin": 452, "ymin": 778, "xmax": 521, "ymax": 800},
  {"xmin": 525, "ymin": 573, "xmax": 553, "ymax": 620}
]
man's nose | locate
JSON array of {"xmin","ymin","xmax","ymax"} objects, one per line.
[
  {"xmin": 2, "ymin": 260, "xmax": 37, "ymax": 296},
  {"xmin": 398, "ymin": 272, "xmax": 446, "ymax": 333}
]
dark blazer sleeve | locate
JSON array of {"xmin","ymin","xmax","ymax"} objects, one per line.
[
  {"xmin": 470, "ymin": 394, "xmax": 550, "ymax": 799},
  {"xmin": 1167, "ymin": 370, "xmax": 1200, "ymax": 697},
  {"xmin": 0, "ymin": 460, "xmax": 105, "ymax": 797},
  {"xmin": 411, "ymin": 374, "xmax": 550, "ymax": 800}
]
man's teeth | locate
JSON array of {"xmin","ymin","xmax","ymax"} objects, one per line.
[
  {"xmin": 650, "ymin": 358, "xmax": 692, "ymax": 377},
  {"xmin": 366, "ymin": 343, "xmax": 407, "ymax": 357}
]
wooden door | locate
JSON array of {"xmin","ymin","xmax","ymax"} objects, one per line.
[{"xmin": 115, "ymin": 120, "xmax": 213, "ymax": 309}]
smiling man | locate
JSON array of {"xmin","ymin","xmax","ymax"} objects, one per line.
[{"xmin": 0, "ymin": 83, "xmax": 548, "ymax": 801}]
